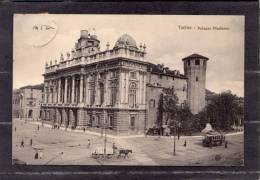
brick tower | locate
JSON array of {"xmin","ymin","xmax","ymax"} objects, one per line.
[{"xmin": 182, "ymin": 53, "xmax": 209, "ymax": 114}]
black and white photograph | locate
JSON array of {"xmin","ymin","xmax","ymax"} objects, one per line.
[{"xmin": 12, "ymin": 14, "xmax": 244, "ymax": 166}]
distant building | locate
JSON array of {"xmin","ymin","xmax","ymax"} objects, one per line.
[
  {"xmin": 12, "ymin": 84, "xmax": 44, "ymax": 120},
  {"xmin": 41, "ymin": 30, "xmax": 208, "ymax": 134}
]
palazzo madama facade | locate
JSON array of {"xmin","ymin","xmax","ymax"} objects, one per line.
[{"xmin": 41, "ymin": 30, "xmax": 208, "ymax": 134}]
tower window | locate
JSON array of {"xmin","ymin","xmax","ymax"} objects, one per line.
[
  {"xmin": 196, "ymin": 76, "xmax": 199, "ymax": 82},
  {"xmin": 195, "ymin": 59, "xmax": 200, "ymax": 65}
]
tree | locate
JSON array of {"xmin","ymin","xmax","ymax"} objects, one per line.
[
  {"xmin": 200, "ymin": 91, "xmax": 242, "ymax": 131},
  {"xmin": 156, "ymin": 87, "xmax": 179, "ymax": 127},
  {"xmin": 177, "ymin": 105, "xmax": 194, "ymax": 133}
]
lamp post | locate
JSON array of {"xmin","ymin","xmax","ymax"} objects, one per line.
[
  {"xmin": 173, "ymin": 125, "xmax": 176, "ymax": 156},
  {"xmin": 103, "ymin": 110, "xmax": 107, "ymax": 156},
  {"xmin": 104, "ymin": 125, "xmax": 107, "ymax": 156}
]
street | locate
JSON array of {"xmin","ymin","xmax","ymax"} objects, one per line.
[{"xmin": 12, "ymin": 119, "xmax": 244, "ymax": 166}]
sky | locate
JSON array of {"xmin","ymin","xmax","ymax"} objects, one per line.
[{"xmin": 13, "ymin": 14, "xmax": 244, "ymax": 97}]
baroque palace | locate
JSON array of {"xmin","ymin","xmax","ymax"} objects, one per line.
[{"xmin": 41, "ymin": 30, "xmax": 208, "ymax": 134}]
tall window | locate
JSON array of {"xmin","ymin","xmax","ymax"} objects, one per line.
[
  {"xmin": 96, "ymin": 115, "xmax": 100, "ymax": 127},
  {"xmin": 51, "ymin": 88, "xmax": 54, "ymax": 103},
  {"xmin": 130, "ymin": 116, "xmax": 135, "ymax": 129},
  {"xmin": 110, "ymin": 81, "xmax": 117, "ymax": 106},
  {"xmin": 110, "ymin": 71, "xmax": 117, "ymax": 79},
  {"xmin": 129, "ymin": 82, "xmax": 137, "ymax": 108},
  {"xmin": 108, "ymin": 115, "xmax": 114, "ymax": 128},
  {"xmin": 89, "ymin": 83, "xmax": 95, "ymax": 105},
  {"xmin": 195, "ymin": 59, "xmax": 200, "ymax": 65},
  {"xmin": 99, "ymin": 83, "xmax": 104, "ymax": 105}
]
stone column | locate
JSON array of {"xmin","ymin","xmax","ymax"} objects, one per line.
[
  {"xmin": 126, "ymin": 72, "xmax": 129, "ymax": 103},
  {"xmin": 77, "ymin": 109, "xmax": 86, "ymax": 128},
  {"xmin": 104, "ymin": 72, "xmax": 108, "ymax": 106},
  {"xmin": 55, "ymin": 109, "xmax": 59, "ymax": 125},
  {"xmin": 116, "ymin": 70, "xmax": 121, "ymax": 105},
  {"xmin": 85, "ymin": 75, "xmax": 89, "ymax": 105},
  {"xmin": 80, "ymin": 74, "xmax": 84, "ymax": 103},
  {"xmin": 62, "ymin": 109, "xmax": 66, "ymax": 126},
  {"xmin": 44, "ymin": 84, "xmax": 47, "ymax": 103},
  {"xmin": 71, "ymin": 75, "xmax": 75, "ymax": 104},
  {"xmin": 138, "ymin": 72, "xmax": 141, "ymax": 105},
  {"xmin": 69, "ymin": 109, "xmax": 74, "ymax": 127},
  {"xmin": 47, "ymin": 84, "xmax": 50, "ymax": 103},
  {"xmin": 94, "ymin": 74, "xmax": 98, "ymax": 105},
  {"xmin": 64, "ymin": 77, "xmax": 68, "ymax": 103},
  {"xmin": 119, "ymin": 71, "xmax": 124, "ymax": 104},
  {"xmin": 106, "ymin": 72, "xmax": 111, "ymax": 106},
  {"xmin": 57, "ymin": 79, "xmax": 61, "ymax": 103},
  {"xmin": 143, "ymin": 73, "xmax": 146, "ymax": 105}
]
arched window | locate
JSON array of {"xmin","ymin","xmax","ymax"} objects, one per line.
[{"xmin": 129, "ymin": 82, "xmax": 137, "ymax": 108}]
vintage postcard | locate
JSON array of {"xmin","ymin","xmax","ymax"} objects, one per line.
[{"xmin": 12, "ymin": 14, "xmax": 244, "ymax": 166}]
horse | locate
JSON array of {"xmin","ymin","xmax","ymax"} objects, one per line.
[{"xmin": 117, "ymin": 149, "xmax": 133, "ymax": 158}]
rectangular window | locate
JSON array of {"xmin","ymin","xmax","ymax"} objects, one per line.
[
  {"xmin": 130, "ymin": 72, "xmax": 137, "ymax": 79},
  {"xmin": 149, "ymin": 99, "xmax": 156, "ymax": 108},
  {"xmin": 196, "ymin": 77, "xmax": 199, "ymax": 82},
  {"xmin": 96, "ymin": 115, "xmax": 100, "ymax": 127},
  {"xmin": 108, "ymin": 115, "xmax": 114, "ymax": 128},
  {"xmin": 89, "ymin": 84, "xmax": 95, "ymax": 105},
  {"xmin": 130, "ymin": 116, "xmax": 135, "ymax": 129},
  {"xmin": 188, "ymin": 60, "xmax": 190, "ymax": 66},
  {"xmin": 110, "ymin": 71, "xmax": 117, "ymax": 79},
  {"xmin": 195, "ymin": 59, "xmax": 200, "ymax": 65},
  {"xmin": 111, "ymin": 86, "xmax": 117, "ymax": 106}
]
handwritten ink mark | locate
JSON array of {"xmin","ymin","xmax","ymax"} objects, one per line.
[
  {"xmin": 33, "ymin": 24, "xmax": 55, "ymax": 31},
  {"xmin": 32, "ymin": 21, "xmax": 58, "ymax": 48}
]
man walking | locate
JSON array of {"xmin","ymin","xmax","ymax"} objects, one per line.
[
  {"xmin": 20, "ymin": 139, "xmax": 24, "ymax": 147},
  {"xmin": 87, "ymin": 139, "xmax": 91, "ymax": 148}
]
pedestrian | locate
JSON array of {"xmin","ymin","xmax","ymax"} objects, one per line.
[
  {"xmin": 14, "ymin": 127, "xmax": 16, "ymax": 132},
  {"xmin": 37, "ymin": 125, "xmax": 40, "ymax": 131},
  {"xmin": 34, "ymin": 151, "xmax": 39, "ymax": 159},
  {"xmin": 39, "ymin": 151, "xmax": 43, "ymax": 159},
  {"xmin": 225, "ymin": 141, "xmax": 228, "ymax": 148},
  {"xmin": 87, "ymin": 139, "xmax": 91, "ymax": 148},
  {"xmin": 112, "ymin": 142, "xmax": 117, "ymax": 154},
  {"xmin": 184, "ymin": 140, "xmax": 187, "ymax": 147},
  {"xmin": 30, "ymin": 139, "xmax": 33, "ymax": 146},
  {"xmin": 83, "ymin": 128, "xmax": 85, "ymax": 132},
  {"xmin": 20, "ymin": 140, "xmax": 24, "ymax": 147}
]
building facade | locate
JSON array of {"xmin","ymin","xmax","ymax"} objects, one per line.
[
  {"xmin": 41, "ymin": 30, "xmax": 208, "ymax": 134},
  {"xmin": 12, "ymin": 84, "xmax": 44, "ymax": 120}
]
